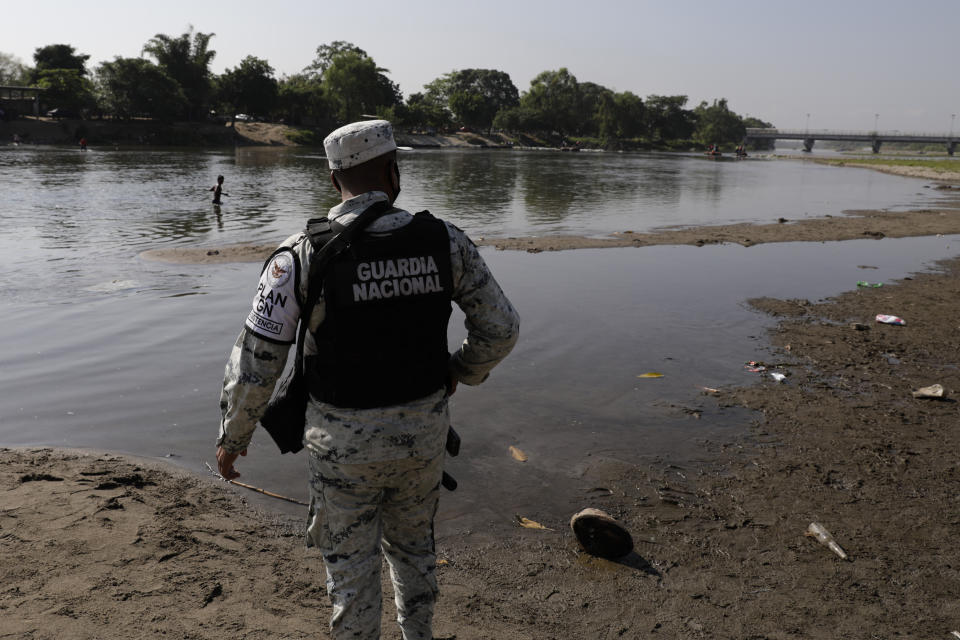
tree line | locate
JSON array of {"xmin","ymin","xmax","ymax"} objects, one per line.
[{"xmin": 0, "ymin": 30, "xmax": 773, "ymax": 148}]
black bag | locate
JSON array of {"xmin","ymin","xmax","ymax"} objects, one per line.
[
  {"xmin": 259, "ymin": 351, "xmax": 311, "ymax": 453},
  {"xmin": 259, "ymin": 201, "xmax": 392, "ymax": 454}
]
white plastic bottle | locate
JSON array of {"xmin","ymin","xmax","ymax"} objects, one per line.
[{"xmin": 805, "ymin": 522, "xmax": 849, "ymax": 560}]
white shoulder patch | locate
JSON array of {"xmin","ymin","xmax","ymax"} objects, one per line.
[{"xmin": 245, "ymin": 251, "xmax": 301, "ymax": 343}]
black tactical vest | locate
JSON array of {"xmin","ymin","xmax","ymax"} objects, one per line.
[{"xmin": 308, "ymin": 212, "xmax": 453, "ymax": 408}]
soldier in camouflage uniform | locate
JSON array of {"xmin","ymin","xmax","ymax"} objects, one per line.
[{"xmin": 217, "ymin": 120, "xmax": 519, "ymax": 640}]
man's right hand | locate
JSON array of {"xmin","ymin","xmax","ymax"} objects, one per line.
[{"xmin": 216, "ymin": 447, "xmax": 246, "ymax": 480}]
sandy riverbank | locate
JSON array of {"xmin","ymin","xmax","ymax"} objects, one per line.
[
  {"xmin": 5, "ymin": 247, "xmax": 960, "ymax": 638},
  {"xmin": 814, "ymin": 159, "xmax": 960, "ymax": 183}
]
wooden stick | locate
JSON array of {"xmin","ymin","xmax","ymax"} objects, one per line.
[{"xmin": 204, "ymin": 461, "xmax": 308, "ymax": 506}]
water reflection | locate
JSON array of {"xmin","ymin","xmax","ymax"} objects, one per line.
[
  {"xmin": 636, "ymin": 156, "xmax": 685, "ymax": 197},
  {"xmin": 516, "ymin": 153, "xmax": 587, "ymax": 221},
  {"xmin": 404, "ymin": 150, "xmax": 518, "ymax": 228},
  {"xmin": 683, "ymin": 160, "xmax": 726, "ymax": 214},
  {"xmin": 0, "ymin": 145, "xmax": 949, "ymax": 304},
  {"xmin": 514, "ymin": 152, "xmax": 700, "ymax": 230},
  {"xmin": 233, "ymin": 146, "xmax": 340, "ymax": 223}
]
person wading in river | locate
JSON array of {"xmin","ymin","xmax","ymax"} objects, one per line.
[
  {"xmin": 209, "ymin": 175, "xmax": 228, "ymax": 204},
  {"xmin": 216, "ymin": 119, "xmax": 520, "ymax": 639}
]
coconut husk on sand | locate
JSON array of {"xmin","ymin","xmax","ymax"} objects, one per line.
[{"xmin": 570, "ymin": 508, "xmax": 634, "ymax": 559}]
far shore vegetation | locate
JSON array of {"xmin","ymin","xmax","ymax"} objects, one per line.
[{"xmin": 0, "ymin": 31, "xmax": 774, "ymax": 151}]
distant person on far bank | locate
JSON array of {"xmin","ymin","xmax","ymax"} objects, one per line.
[
  {"xmin": 79, "ymin": 137, "xmax": 87, "ymax": 151},
  {"xmin": 210, "ymin": 175, "xmax": 229, "ymax": 204},
  {"xmin": 217, "ymin": 119, "xmax": 520, "ymax": 639}
]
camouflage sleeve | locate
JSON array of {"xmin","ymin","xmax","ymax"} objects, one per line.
[
  {"xmin": 217, "ymin": 327, "xmax": 291, "ymax": 453},
  {"xmin": 218, "ymin": 234, "xmax": 305, "ymax": 453},
  {"xmin": 446, "ymin": 223, "xmax": 520, "ymax": 385}
]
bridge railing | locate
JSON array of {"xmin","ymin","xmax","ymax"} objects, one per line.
[{"xmin": 746, "ymin": 127, "xmax": 955, "ymax": 138}]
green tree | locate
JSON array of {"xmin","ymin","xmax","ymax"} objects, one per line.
[
  {"xmin": 142, "ymin": 27, "xmax": 216, "ymax": 120},
  {"xmin": 492, "ymin": 105, "xmax": 545, "ymax": 133},
  {"xmin": 593, "ymin": 90, "xmax": 645, "ymax": 143},
  {"xmin": 742, "ymin": 116, "xmax": 773, "ymax": 129},
  {"xmin": 217, "ymin": 56, "xmax": 278, "ymax": 121},
  {"xmin": 447, "ymin": 91, "xmax": 485, "ymax": 128},
  {"xmin": 277, "ymin": 73, "xmax": 329, "ymax": 126},
  {"xmin": 693, "ymin": 98, "xmax": 746, "ymax": 147},
  {"xmin": 305, "ymin": 41, "xmax": 368, "ymax": 78},
  {"xmin": 402, "ymin": 92, "xmax": 451, "ymax": 131},
  {"xmin": 32, "ymin": 44, "xmax": 90, "ymax": 81},
  {"xmin": 424, "ymin": 69, "xmax": 519, "ymax": 132},
  {"xmin": 576, "ymin": 81, "xmax": 616, "ymax": 137},
  {"xmin": 95, "ymin": 57, "xmax": 186, "ymax": 121},
  {"xmin": 320, "ymin": 49, "xmax": 400, "ymax": 123},
  {"xmin": 0, "ymin": 52, "xmax": 31, "ymax": 85},
  {"xmin": 520, "ymin": 68, "xmax": 582, "ymax": 136},
  {"xmin": 612, "ymin": 91, "xmax": 645, "ymax": 139},
  {"xmin": 644, "ymin": 94, "xmax": 696, "ymax": 141},
  {"xmin": 594, "ymin": 92, "xmax": 617, "ymax": 141},
  {"xmin": 36, "ymin": 68, "xmax": 95, "ymax": 116}
]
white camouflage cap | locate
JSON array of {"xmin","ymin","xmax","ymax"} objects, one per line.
[{"xmin": 323, "ymin": 120, "xmax": 397, "ymax": 170}]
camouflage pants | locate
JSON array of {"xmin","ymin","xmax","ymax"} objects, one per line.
[{"xmin": 307, "ymin": 450, "xmax": 444, "ymax": 640}]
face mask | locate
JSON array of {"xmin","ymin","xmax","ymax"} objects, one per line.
[{"xmin": 392, "ymin": 163, "xmax": 401, "ymax": 199}]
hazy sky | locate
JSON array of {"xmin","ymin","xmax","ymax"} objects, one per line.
[{"xmin": 5, "ymin": 0, "xmax": 959, "ymax": 132}]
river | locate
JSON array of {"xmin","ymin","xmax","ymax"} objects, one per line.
[{"xmin": 1, "ymin": 144, "xmax": 957, "ymax": 526}]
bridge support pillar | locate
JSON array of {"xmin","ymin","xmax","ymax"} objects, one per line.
[
  {"xmin": 802, "ymin": 138, "xmax": 815, "ymax": 152},
  {"xmin": 872, "ymin": 139, "xmax": 882, "ymax": 154},
  {"xmin": 948, "ymin": 142, "xmax": 956, "ymax": 156}
]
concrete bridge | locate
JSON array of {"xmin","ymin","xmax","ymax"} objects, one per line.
[{"xmin": 744, "ymin": 127, "xmax": 959, "ymax": 155}]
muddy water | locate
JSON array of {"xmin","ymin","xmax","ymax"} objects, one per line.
[{"xmin": 0, "ymin": 145, "xmax": 956, "ymax": 526}]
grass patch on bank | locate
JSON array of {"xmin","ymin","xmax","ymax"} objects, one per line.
[
  {"xmin": 819, "ymin": 157, "xmax": 960, "ymax": 172},
  {"xmin": 284, "ymin": 128, "xmax": 325, "ymax": 145}
]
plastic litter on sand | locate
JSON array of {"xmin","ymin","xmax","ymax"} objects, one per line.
[
  {"xmin": 876, "ymin": 314, "xmax": 906, "ymax": 326},
  {"xmin": 805, "ymin": 522, "xmax": 849, "ymax": 561},
  {"xmin": 912, "ymin": 384, "xmax": 945, "ymax": 399}
]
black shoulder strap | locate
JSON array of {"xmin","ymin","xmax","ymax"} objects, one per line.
[
  {"xmin": 303, "ymin": 217, "xmax": 338, "ymax": 252},
  {"xmin": 302, "ymin": 199, "xmax": 392, "ymax": 309},
  {"xmin": 292, "ymin": 199, "xmax": 394, "ymax": 372}
]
